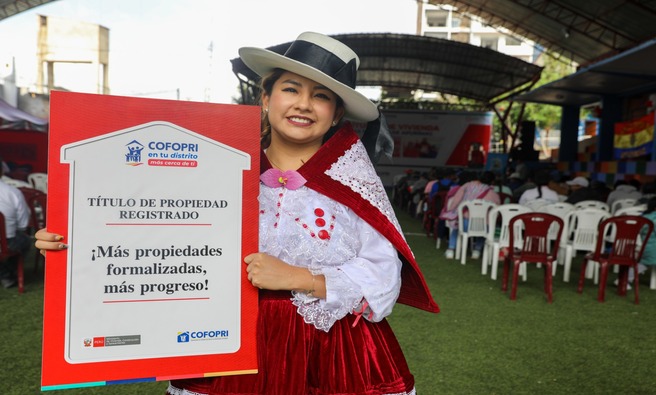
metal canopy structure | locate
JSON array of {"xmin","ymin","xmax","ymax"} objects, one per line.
[
  {"xmin": 436, "ymin": 0, "xmax": 656, "ymax": 108},
  {"xmin": 0, "ymin": 0, "xmax": 55, "ymax": 21},
  {"xmin": 435, "ymin": 0, "xmax": 656, "ymax": 67},
  {"xmin": 231, "ymin": 33, "xmax": 543, "ymax": 105},
  {"xmin": 514, "ymin": 38, "xmax": 656, "ymax": 106}
]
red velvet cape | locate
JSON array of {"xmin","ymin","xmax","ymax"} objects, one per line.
[{"xmin": 260, "ymin": 124, "xmax": 439, "ymax": 314}]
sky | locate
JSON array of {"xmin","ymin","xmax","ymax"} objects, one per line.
[{"xmin": 0, "ymin": 0, "xmax": 419, "ymax": 104}]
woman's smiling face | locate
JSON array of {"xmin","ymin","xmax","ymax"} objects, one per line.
[{"xmin": 263, "ymin": 71, "xmax": 344, "ymax": 150}]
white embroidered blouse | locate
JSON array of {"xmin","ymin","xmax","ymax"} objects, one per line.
[{"xmin": 259, "ymin": 183, "xmax": 402, "ymax": 332}]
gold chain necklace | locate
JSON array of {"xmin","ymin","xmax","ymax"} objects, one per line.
[{"xmin": 266, "ymin": 153, "xmax": 306, "ymax": 170}]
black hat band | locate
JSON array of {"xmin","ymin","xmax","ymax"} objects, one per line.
[{"xmin": 283, "ymin": 40, "xmax": 358, "ymax": 89}]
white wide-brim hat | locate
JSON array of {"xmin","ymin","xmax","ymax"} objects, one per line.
[{"xmin": 239, "ymin": 32, "xmax": 379, "ymax": 122}]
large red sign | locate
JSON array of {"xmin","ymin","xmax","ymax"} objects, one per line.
[{"xmin": 42, "ymin": 91, "xmax": 260, "ymax": 390}]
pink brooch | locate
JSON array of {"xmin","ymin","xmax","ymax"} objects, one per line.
[{"xmin": 260, "ymin": 169, "xmax": 307, "ymax": 190}]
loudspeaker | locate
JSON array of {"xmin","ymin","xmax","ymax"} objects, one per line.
[{"xmin": 520, "ymin": 121, "xmax": 536, "ymax": 151}]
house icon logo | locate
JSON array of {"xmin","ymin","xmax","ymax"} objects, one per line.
[
  {"xmin": 177, "ymin": 331, "xmax": 190, "ymax": 343},
  {"xmin": 125, "ymin": 140, "xmax": 144, "ymax": 166}
]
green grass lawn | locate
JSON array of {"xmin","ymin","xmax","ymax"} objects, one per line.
[{"xmin": 3, "ymin": 208, "xmax": 656, "ymax": 394}]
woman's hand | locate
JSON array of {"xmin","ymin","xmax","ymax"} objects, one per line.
[
  {"xmin": 34, "ymin": 228, "xmax": 67, "ymax": 256},
  {"xmin": 244, "ymin": 253, "xmax": 296, "ymax": 290},
  {"xmin": 244, "ymin": 252, "xmax": 326, "ymax": 297}
]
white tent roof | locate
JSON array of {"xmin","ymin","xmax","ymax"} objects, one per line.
[{"xmin": 0, "ymin": 97, "xmax": 47, "ymax": 130}]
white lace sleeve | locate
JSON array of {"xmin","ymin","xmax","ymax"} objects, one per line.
[
  {"xmin": 329, "ymin": 218, "xmax": 402, "ymax": 322},
  {"xmin": 292, "ymin": 214, "xmax": 402, "ymax": 331},
  {"xmin": 260, "ymin": 183, "xmax": 402, "ymax": 332}
]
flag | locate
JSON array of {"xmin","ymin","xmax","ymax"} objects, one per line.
[{"xmin": 614, "ymin": 112, "xmax": 655, "ymax": 159}]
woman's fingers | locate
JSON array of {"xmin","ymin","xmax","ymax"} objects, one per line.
[
  {"xmin": 34, "ymin": 239, "xmax": 67, "ymax": 252},
  {"xmin": 35, "ymin": 228, "xmax": 64, "ymax": 242},
  {"xmin": 34, "ymin": 229, "xmax": 68, "ymax": 253}
]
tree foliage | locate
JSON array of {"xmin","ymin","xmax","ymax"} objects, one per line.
[{"xmin": 492, "ymin": 52, "xmax": 576, "ymax": 149}]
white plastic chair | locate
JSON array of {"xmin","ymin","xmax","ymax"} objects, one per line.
[
  {"xmin": 1, "ymin": 176, "xmax": 31, "ymax": 188},
  {"xmin": 607, "ymin": 205, "xmax": 647, "ymax": 276},
  {"xmin": 611, "ymin": 199, "xmax": 639, "ymax": 215},
  {"xmin": 542, "ymin": 202, "xmax": 576, "ymax": 276},
  {"xmin": 574, "ymin": 200, "xmax": 609, "ymax": 211},
  {"xmin": 27, "ymin": 172, "xmax": 48, "ymax": 193},
  {"xmin": 607, "ymin": 204, "xmax": 647, "ymax": 245},
  {"xmin": 614, "ymin": 204, "xmax": 647, "ymax": 217},
  {"xmin": 457, "ymin": 199, "xmax": 497, "ymax": 265},
  {"xmin": 483, "ymin": 203, "xmax": 532, "ymax": 280},
  {"xmin": 523, "ymin": 198, "xmax": 551, "ymax": 211},
  {"xmin": 561, "ymin": 208, "xmax": 611, "ymax": 283}
]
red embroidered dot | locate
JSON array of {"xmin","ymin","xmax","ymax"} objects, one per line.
[
  {"xmin": 259, "ymin": 210, "xmax": 265, "ymax": 214},
  {"xmin": 310, "ymin": 232, "xmax": 316, "ymax": 237},
  {"xmin": 314, "ymin": 208, "xmax": 324, "ymax": 217},
  {"xmin": 302, "ymin": 224, "xmax": 308, "ymax": 228},
  {"xmin": 318, "ymin": 230, "xmax": 330, "ymax": 240},
  {"xmin": 315, "ymin": 218, "xmax": 326, "ymax": 227}
]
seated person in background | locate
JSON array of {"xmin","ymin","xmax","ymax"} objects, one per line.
[
  {"xmin": 408, "ymin": 172, "xmax": 429, "ymax": 216},
  {"xmin": 0, "ymin": 160, "xmax": 31, "ymax": 188},
  {"xmin": 415, "ymin": 170, "xmax": 438, "ymax": 219},
  {"xmin": 507, "ymin": 171, "xmax": 525, "ymax": 192},
  {"xmin": 492, "ymin": 172, "xmax": 512, "ymax": 203},
  {"xmin": 441, "ymin": 171, "xmax": 500, "ymax": 260},
  {"xmin": 623, "ymin": 197, "xmax": 656, "ymax": 289},
  {"xmin": 0, "ymin": 158, "xmax": 31, "ymax": 288},
  {"xmin": 638, "ymin": 181, "xmax": 656, "ymax": 205},
  {"xmin": 606, "ymin": 179, "xmax": 643, "ymax": 208},
  {"xmin": 519, "ymin": 169, "xmax": 560, "ymax": 206},
  {"xmin": 392, "ymin": 169, "xmax": 414, "ymax": 208},
  {"xmin": 548, "ymin": 170, "xmax": 569, "ymax": 201},
  {"xmin": 511, "ymin": 171, "xmax": 536, "ymax": 203},
  {"xmin": 431, "ymin": 169, "xmax": 459, "ymax": 243},
  {"xmin": 430, "ymin": 168, "xmax": 458, "ymax": 201},
  {"xmin": 423, "ymin": 168, "xmax": 439, "ymax": 197},
  {"xmin": 591, "ymin": 180, "xmax": 612, "ymax": 203},
  {"xmin": 564, "ymin": 176, "xmax": 599, "ymax": 204}
]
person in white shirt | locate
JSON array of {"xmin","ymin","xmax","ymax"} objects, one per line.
[
  {"xmin": 519, "ymin": 169, "xmax": 559, "ymax": 206},
  {"xmin": 0, "ymin": 156, "xmax": 31, "ymax": 288},
  {"xmin": 606, "ymin": 179, "xmax": 643, "ymax": 208}
]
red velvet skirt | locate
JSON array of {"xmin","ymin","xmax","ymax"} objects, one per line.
[{"xmin": 168, "ymin": 290, "xmax": 415, "ymax": 395}]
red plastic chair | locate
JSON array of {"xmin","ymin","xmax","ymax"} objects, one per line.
[
  {"xmin": 498, "ymin": 192, "xmax": 513, "ymax": 204},
  {"xmin": 18, "ymin": 187, "xmax": 41, "ymax": 233},
  {"xmin": 502, "ymin": 213, "xmax": 564, "ymax": 303},
  {"xmin": 18, "ymin": 187, "xmax": 48, "ymax": 273},
  {"xmin": 0, "ymin": 213, "xmax": 25, "ymax": 294},
  {"xmin": 577, "ymin": 215, "xmax": 653, "ymax": 304},
  {"xmin": 29, "ymin": 192, "xmax": 47, "ymax": 273},
  {"xmin": 425, "ymin": 190, "xmax": 447, "ymax": 239}
]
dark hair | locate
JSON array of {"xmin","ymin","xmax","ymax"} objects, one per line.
[
  {"xmin": 458, "ymin": 170, "xmax": 477, "ymax": 185},
  {"xmin": 643, "ymin": 181, "xmax": 656, "ymax": 195},
  {"xmin": 479, "ymin": 171, "xmax": 495, "ymax": 185},
  {"xmin": 533, "ymin": 169, "xmax": 550, "ymax": 199},
  {"xmin": 647, "ymin": 197, "xmax": 656, "ymax": 214},
  {"xmin": 259, "ymin": 68, "xmax": 345, "ymax": 148},
  {"xmin": 614, "ymin": 179, "xmax": 628, "ymax": 189},
  {"xmin": 628, "ymin": 178, "xmax": 642, "ymax": 190}
]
